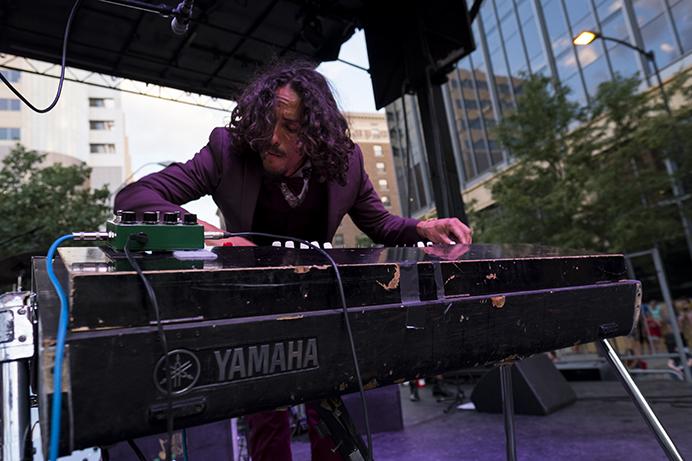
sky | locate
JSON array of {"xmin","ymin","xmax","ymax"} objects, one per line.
[{"xmin": 120, "ymin": 30, "xmax": 376, "ymax": 227}]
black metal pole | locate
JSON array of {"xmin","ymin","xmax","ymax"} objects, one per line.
[
  {"xmin": 499, "ymin": 364, "xmax": 517, "ymax": 461},
  {"xmin": 414, "ymin": 15, "xmax": 468, "ymax": 223},
  {"xmin": 646, "ymin": 51, "xmax": 672, "ymax": 116},
  {"xmin": 416, "ymin": 81, "xmax": 468, "ymax": 222}
]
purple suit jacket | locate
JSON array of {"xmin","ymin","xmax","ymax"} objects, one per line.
[{"xmin": 115, "ymin": 127, "xmax": 420, "ymax": 245}]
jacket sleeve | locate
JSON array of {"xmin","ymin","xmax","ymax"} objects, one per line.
[
  {"xmin": 347, "ymin": 145, "xmax": 420, "ymax": 246},
  {"xmin": 114, "ymin": 127, "xmax": 228, "ymax": 216}
]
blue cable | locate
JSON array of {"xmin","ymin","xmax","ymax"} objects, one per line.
[{"xmin": 45, "ymin": 234, "xmax": 74, "ymax": 461}]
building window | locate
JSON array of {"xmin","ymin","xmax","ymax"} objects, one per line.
[
  {"xmin": 89, "ymin": 98, "xmax": 115, "ymax": 108},
  {"xmin": 671, "ymin": 0, "xmax": 692, "ymax": 53},
  {"xmin": 90, "ymin": 143, "xmax": 116, "ymax": 153},
  {"xmin": 0, "ymin": 69, "xmax": 21, "ymax": 83},
  {"xmin": 375, "ymin": 162, "xmax": 386, "ymax": 173},
  {"xmin": 333, "ymin": 234, "xmax": 345, "ymax": 247},
  {"xmin": 378, "ymin": 179, "xmax": 389, "ymax": 191},
  {"xmin": 89, "ymin": 120, "xmax": 115, "ymax": 130},
  {"xmin": 0, "ymin": 99, "xmax": 20, "ymax": 111},
  {"xmin": 0, "ymin": 128, "xmax": 20, "ymax": 140},
  {"xmin": 381, "ymin": 195, "xmax": 391, "ymax": 208},
  {"xmin": 373, "ymin": 145, "xmax": 383, "ymax": 157}
]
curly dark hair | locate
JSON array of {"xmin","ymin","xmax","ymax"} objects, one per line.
[{"xmin": 228, "ymin": 61, "xmax": 353, "ymax": 185}]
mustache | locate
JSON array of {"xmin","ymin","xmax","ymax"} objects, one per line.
[{"xmin": 263, "ymin": 146, "xmax": 286, "ymax": 157}]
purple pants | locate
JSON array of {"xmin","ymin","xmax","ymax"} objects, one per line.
[{"xmin": 246, "ymin": 403, "xmax": 343, "ymax": 461}]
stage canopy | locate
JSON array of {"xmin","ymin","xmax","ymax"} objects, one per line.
[{"xmin": 0, "ymin": 0, "xmax": 476, "ymax": 108}]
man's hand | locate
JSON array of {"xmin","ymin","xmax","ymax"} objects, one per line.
[
  {"xmin": 199, "ymin": 220, "xmax": 255, "ymax": 247},
  {"xmin": 423, "ymin": 243, "xmax": 471, "ymax": 261},
  {"xmin": 416, "ymin": 218, "xmax": 472, "ymax": 245}
]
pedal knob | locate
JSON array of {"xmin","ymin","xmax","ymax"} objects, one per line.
[
  {"xmin": 163, "ymin": 211, "xmax": 179, "ymax": 224},
  {"xmin": 183, "ymin": 213, "xmax": 197, "ymax": 225},
  {"xmin": 121, "ymin": 210, "xmax": 137, "ymax": 224},
  {"xmin": 143, "ymin": 211, "xmax": 159, "ymax": 224}
]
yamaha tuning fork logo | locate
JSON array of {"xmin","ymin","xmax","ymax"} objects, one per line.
[
  {"xmin": 153, "ymin": 338, "xmax": 320, "ymax": 395},
  {"xmin": 154, "ymin": 349, "xmax": 201, "ymax": 395}
]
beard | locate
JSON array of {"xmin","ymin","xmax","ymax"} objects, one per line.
[{"xmin": 260, "ymin": 149, "xmax": 288, "ymax": 179}]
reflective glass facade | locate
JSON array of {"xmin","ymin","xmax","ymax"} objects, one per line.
[{"xmin": 386, "ymin": 0, "xmax": 692, "ymax": 217}]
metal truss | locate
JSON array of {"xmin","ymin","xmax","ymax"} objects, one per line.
[{"xmin": 0, "ymin": 54, "xmax": 235, "ymax": 113}]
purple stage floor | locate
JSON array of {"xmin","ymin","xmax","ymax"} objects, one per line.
[{"xmin": 292, "ymin": 379, "xmax": 692, "ymax": 460}]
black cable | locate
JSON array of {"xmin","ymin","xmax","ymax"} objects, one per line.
[
  {"xmin": 0, "ymin": 0, "xmax": 82, "ymax": 113},
  {"xmin": 126, "ymin": 439, "xmax": 148, "ymax": 461},
  {"xmin": 123, "ymin": 233, "xmax": 173, "ymax": 461},
  {"xmin": 222, "ymin": 232, "xmax": 374, "ymax": 461},
  {"xmin": 21, "ymin": 420, "xmax": 39, "ymax": 461}
]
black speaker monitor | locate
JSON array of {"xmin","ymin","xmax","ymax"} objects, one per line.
[
  {"xmin": 471, "ymin": 354, "xmax": 577, "ymax": 415},
  {"xmin": 362, "ymin": 0, "xmax": 476, "ymax": 109}
]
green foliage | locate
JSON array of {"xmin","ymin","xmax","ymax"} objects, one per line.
[
  {"xmin": 0, "ymin": 144, "xmax": 111, "ymax": 259},
  {"xmin": 355, "ymin": 233, "xmax": 374, "ymax": 248},
  {"xmin": 472, "ymin": 71, "xmax": 691, "ymax": 253}
]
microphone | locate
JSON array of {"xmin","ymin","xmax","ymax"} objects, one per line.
[{"xmin": 171, "ymin": 0, "xmax": 194, "ymax": 35}]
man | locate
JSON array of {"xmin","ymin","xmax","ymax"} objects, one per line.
[{"xmin": 115, "ymin": 61, "xmax": 472, "ymax": 460}]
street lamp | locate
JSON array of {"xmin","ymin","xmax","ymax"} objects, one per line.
[
  {"xmin": 112, "ymin": 160, "xmax": 174, "ymax": 196},
  {"xmin": 572, "ymin": 31, "xmax": 671, "ymax": 113},
  {"xmin": 573, "ymin": 30, "xmax": 692, "ymax": 264}
]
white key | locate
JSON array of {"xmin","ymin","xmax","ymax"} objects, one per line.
[
  {"xmin": 272, "ymin": 241, "xmax": 282, "ymax": 247},
  {"xmin": 426, "ymin": 242, "xmax": 433, "ymax": 246},
  {"xmin": 417, "ymin": 241, "xmax": 425, "ymax": 247},
  {"xmin": 299, "ymin": 243, "xmax": 309, "ymax": 249},
  {"xmin": 310, "ymin": 241, "xmax": 320, "ymax": 248},
  {"xmin": 323, "ymin": 242, "xmax": 333, "ymax": 249},
  {"xmin": 285, "ymin": 241, "xmax": 295, "ymax": 248},
  {"xmin": 449, "ymin": 241, "xmax": 456, "ymax": 245}
]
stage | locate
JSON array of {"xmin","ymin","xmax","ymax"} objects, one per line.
[{"xmin": 293, "ymin": 379, "xmax": 692, "ymax": 460}]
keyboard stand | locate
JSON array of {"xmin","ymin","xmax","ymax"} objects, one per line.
[
  {"xmin": 597, "ymin": 339, "xmax": 683, "ymax": 461},
  {"xmin": 314, "ymin": 397, "xmax": 369, "ymax": 461}
]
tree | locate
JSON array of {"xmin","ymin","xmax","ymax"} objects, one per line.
[
  {"xmin": 0, "ymin": 144, "xmax": 111, "ymax": 262},
  {"xmin": 471, "ymin": 74, "xmax": 599, "ymax": 250},
  {"xmin": 582, "ymin": 74, "xmax": 684, "ymax": 252},
  {"xmin": 355, "ymin": 233, "xmax": 374, "ymax": 248},
  {"xmin": 472, "ymin": 71, "xmax": 690, "ymax": 254},
  {"xmin": 662, "ymin": 71, "xmax": 692, "ymax": 219}
]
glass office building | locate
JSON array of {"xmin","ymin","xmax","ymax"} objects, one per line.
[{"xmin": 387, "ymin": 0, "xmax": 692, "ymax": 218}]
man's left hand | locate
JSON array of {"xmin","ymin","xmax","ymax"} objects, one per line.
[{"xmin": 416, "ymin": 218, "xmax": 472, "ymax": 245}]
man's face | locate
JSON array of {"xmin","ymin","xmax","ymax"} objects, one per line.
[{"xmin": 260, "ymin": 85, "xmax": 304, "ymax": 178}]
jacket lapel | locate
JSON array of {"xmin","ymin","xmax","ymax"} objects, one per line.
[
  {"xmin": 326, "ymin": 179, "xmax": 344, "ymax": 240},
  {"xmin": 239, "ymin": 155, "xmax": 262, "ymax": 231}
]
